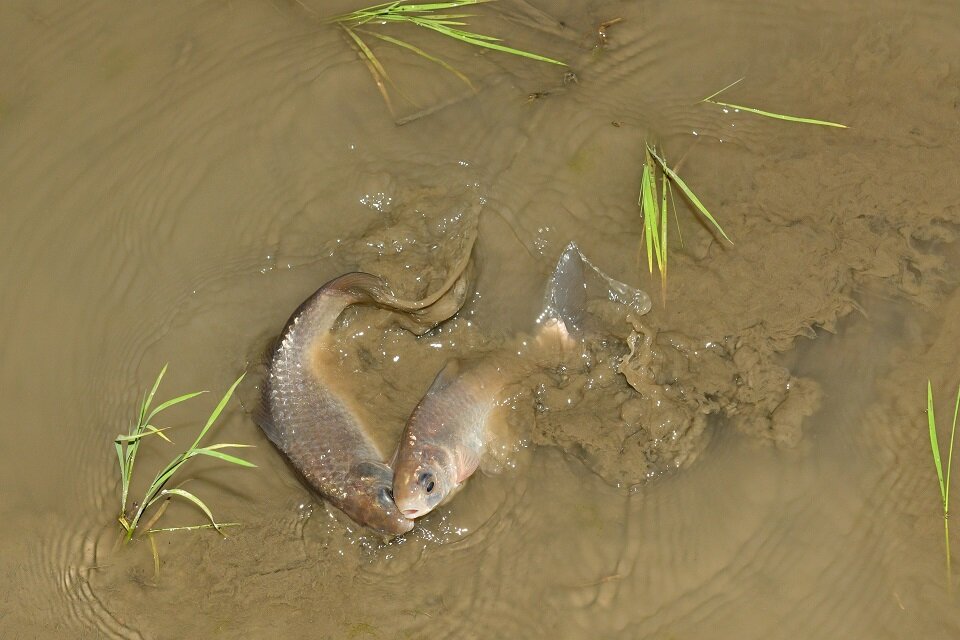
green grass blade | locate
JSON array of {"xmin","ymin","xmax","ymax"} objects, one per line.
[
  {"xmin": 364, "ymin": 30, "xmax": 476, "ymax": 91},
  {"xmin": 946, "ymin": 384, "xmax": 960, "ymax": 511},
  {"xmin": 189, "ymin": 374, "xmax": 245, "ymax": 451},
  {"xmin": 115, "ymin": 441, "xmax": 125, "ymax": 472},
  {"xmin": 115, "ymin": 425, "xmax": 172, "ymax": 444},
  {"xmin": 700, "ymin": 77, "xmax": 745, "ymax": 103},
  {"xmin": 668, "ymin": 182, "xmax": 683, "ymax": 248},
  {"xmin": 115, "ymin": 441, "xmax": 127, "ymax": 511},
  {"xmin": 929, "ymin": 380, "xmax": 947, "ymax": 506},
  {"xmin": 329, "ymin": 1, "xmax": 398, "ymax": 22},
  {"xmin": 145, "ymin": 454, "xmax": 193, "ymax": 508},
  {"xmin": 705, "ymin": 98, "xmax": 847, "ymax": 128},
  {"xmin": 145, "ymin": 391, "xmax": 206, "ymax": 425},
  {"xmin": 203, "ymin": 443, "xmax": 255, "ymax": 450},
  {"xmin": 161, "ymin": 488, "xmax": 225, "ymax": 533},
  {"xmin": 639, "ymin": 157, "xmax": 658, "ymax": 274},
  {"xmin": 660, "ymin": 169, "xmax": 669, "ymax": 279},
  {"xmin": 147, "ymin": 523, "xmax": 241, "ymax": 534},
  {"xmin": 647, "ymin": 144, "xmax": 732, "ymax": 244},
  {"xmin": 393, "ymin": 1, "xmax": 489, "ymax": 11},
  {"xmin": 416, "ymin": 22, "xmax": 502, "ymax": 41},
  {"xmin": 700, "ymin": 78, "xmax": 846, "ymax": 128},
  {"xmin": 341, "ymin": 26, "xmax": 395, "ymax": 110},
  {"xmin": 194, "ymin": 447, "xmax": 257, "ymax": 468},
  {"xmin": 330, "ymin": 1, "xmax": 487, "ymax": 24},
  {"xmin": 343, "ymin": 26, "xmax": 389, "ymax": 81},
  {"xmin": 140, "ymin": 364, "xmax": 168, "ymax": 424},
  {"xmin": 415, "ymin": 21, "xmax": 565, "ymax": 65}
]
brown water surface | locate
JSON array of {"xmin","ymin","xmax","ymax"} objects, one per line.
[{"xmin": 2, "ymin": 0, "xmax": 959, "ymax": 637}]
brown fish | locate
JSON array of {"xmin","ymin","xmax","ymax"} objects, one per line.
[
  {"xmin": 393, "ymin": 242, "xmax": 651, "ymax": 520},
  {"xmin": 260, "ymin": 235, "xmax": 476, "ymax": 535}
]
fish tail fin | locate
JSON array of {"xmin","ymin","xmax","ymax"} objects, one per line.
[
  {"xmin": 325, "ymin": 263, "xmax": 474, "ymax": 336},
  {"xmin": 324, "ymin": 272, "xmax": 398, "ymax": 306},
  {"xmin": 538, "ymin": 242, "xmax": 653, "ymax": 338},
  {"xmin": 537, "ymin": 242, "xmax": 587, "ymax": 339}
]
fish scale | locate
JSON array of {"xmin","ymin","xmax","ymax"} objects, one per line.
[
  {"xmin": 258, "ymin": 243, "xmax": 477, "ymax": 536},
  {"xmin": 263, "ymin": 274, "xmax": 412, "ymax": 535}
]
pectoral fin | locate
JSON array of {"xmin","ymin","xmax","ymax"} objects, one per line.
[
  {"xmin": 351, "ymin": 460, "xmax": 393, "ymax": 483},
  {"xmin": 454, "ymin": 445, "xmax": 481, "ymax": 484}
]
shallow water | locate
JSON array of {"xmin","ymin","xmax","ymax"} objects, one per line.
[{"xmin": 2, "ymin": 0, "xmax": 959, "ymax": 637}]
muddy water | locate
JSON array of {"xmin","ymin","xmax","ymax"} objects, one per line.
[{"xmin": 2, "ymin": 0, "xmax": 959, "ymax": 637}]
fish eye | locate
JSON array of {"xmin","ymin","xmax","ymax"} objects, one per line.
[
  {"xmin": 418, "ymin": 472, "xmax": 435, "ymax": 494},
  {"xmin": 378, "ymin": 487, "xmax": 393, "ymax": 504}
]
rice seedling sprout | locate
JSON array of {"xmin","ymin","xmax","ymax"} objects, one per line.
[
  {"xmin": 927, "ymin": 380, "xmax": 960, "ymax": 587},
  {"xmin": 701, "ymin": 78, "xmax": 847, "ymax": 128},
  {"xmin": 115, "ymin": 365, "xmax": 255, "ymax": 542},
  {"xmin": 328, "ymin": 1, "xmax": 565, "ymax": 116},
  {"xmin": 638, "ymin": 142, "xmax": 731, "ymax": 298}
]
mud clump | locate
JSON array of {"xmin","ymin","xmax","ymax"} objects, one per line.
[{"xmin": 529, "ymin": 315, "xmax": 822, "ymax": 487}]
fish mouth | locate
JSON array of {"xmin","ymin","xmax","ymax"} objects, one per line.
[{"xmin": 402, "ymin": 508, "xmax": 422, "ymax": 519}]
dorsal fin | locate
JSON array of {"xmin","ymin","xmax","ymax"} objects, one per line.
[
  {"xmin": 539, "ymin": 242, "xmax": 588, "ymax": 333},
  {"xmin": 427, "ymin": 360, "xmax": 461, "ymax": 394},
  {"xmin": 537, "ymin": 242, "xmax": 652, "ymax": 337}
]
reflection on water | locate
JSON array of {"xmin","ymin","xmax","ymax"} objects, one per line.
[{"xmin": 1, "ymin": 0, "xmax": 959, "ymax": 637}]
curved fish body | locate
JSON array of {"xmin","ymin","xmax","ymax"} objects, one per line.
[
  {"xmin": 393, "ymin": 242, "xmax": 651, "ymax": 521},
  {"xmin": 263, "ymin": 272, "xmax": 414, "ymax": 536},
  {"xmin": 392, "ymin": 359, "xmax": 501, "ymax": 519}
]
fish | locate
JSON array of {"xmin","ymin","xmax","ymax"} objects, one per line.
[
  {"xmin": 392, "ymin": 242, "xmax": 651, "ymax": 520},
  {"xmin": 260, "ymin": 235, "xmax": 476, "ymax": 536}
]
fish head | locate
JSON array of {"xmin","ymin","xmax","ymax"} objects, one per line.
[
  {"xmin": 393, "ymin": 442, "xmax": 457, "ymax": 520},
  {"xmin": 345, "ymin": 461, "xmax": 415, "ymax": 536}
]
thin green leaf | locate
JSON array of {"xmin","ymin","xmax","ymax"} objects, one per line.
[
  {"xmin": 946, "ymin": 384, "xmax": 960, "ymax": 510},
  {"xmin": 147, "ymin": 523, "xmax": 241, "ymax": 534},
  {"xmin": 161, "ymin": 488, "xmax": 225, "ymax": 533},
  {"xmin": 114, "ymin": 425, "xmax": 172, "ymax": 444},
  {"xmin": 416, "ymin": 22, "xmax": 502, "ymax": 41},
  {"xmin": 141, "ymin": 364, "xmax": 168, "ymax": 422},
  {"xmin": 145, "ymin": 391, "xmax": 207, "ymax": 425},
  {"xmin": 394, "ymin": 1, "xmax": 489, "ymax": 11},
  {"xmin": 415, "ymin": 21, "xmax": 565, "ymax": 65},
  {"xmin": 115, "ymin": 441, "xmax": 125, "ymax": 474},
  {"xmin": 203, "ymin": 443, "xmax": 255, "ymax": 450},
  {"xmin": 669, "ymin": 180, "xmax": 683, "ymax": 248},
  {"xmin": 115, "ymin": 441, "xmax": 127, "ymax": 511},
  {"xmin": 699, "ymin": 77, "xmax": 745, "ymax": 103},
  {"xmin": 340, "ymin": 26, "xmax": 405, "ymax": 114},
  {"xmin": 364, "ymin": 30, "xmax": 476, "ymax": 91},
  {"xmin": 701, "ymin": 78, "xmax": 846, "ymax": 127},
  {"xmin": 135, "ymin": 391, "xmax": 148, "ymax": 434},
  {"xmin": 705, "ymin": 98, "xmax": 847, "ymax": 128},
  {"xmin": 660, "ymin": 168, "xmax": 669, "ymax": 280},
  {"xmin": 647, "ymin": 144, "xmax": 732, "ymax": 244},
  {"xmin": 145, "ymin": 456, "xmax": 191, "ymax": 507},
  {"xmin": 929, "ymin": 380, "xmax": 946, "ymax": 506},
  {"xmin": 194, "ymin": 448, "xmax": 257, "ymax": 468},
  {"xmin": 639, "ymin": 160, "xmax": 656, "ymax": 274},
  {"xmin": 190, "ymin": 374, "xmax": 246, "ymax": 451}
]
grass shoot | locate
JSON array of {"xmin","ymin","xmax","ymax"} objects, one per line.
[
  {"xmin": 115, "ymin": 365, "xmax": 255, "ymax": 542},
  {"xmin": 638, "ymin": 142, "xmax": 731, "ymax": 297},
  {"xmin": 328, "ymin": 1, "xmax": 565, "ymax": 116},
  {"xmin": 701, "ymin": 78, "xmax": 847, "ymax": 128},
  {"xmin": 927, "ymin": 380, "xmax": 960, "ymax": 587}
]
